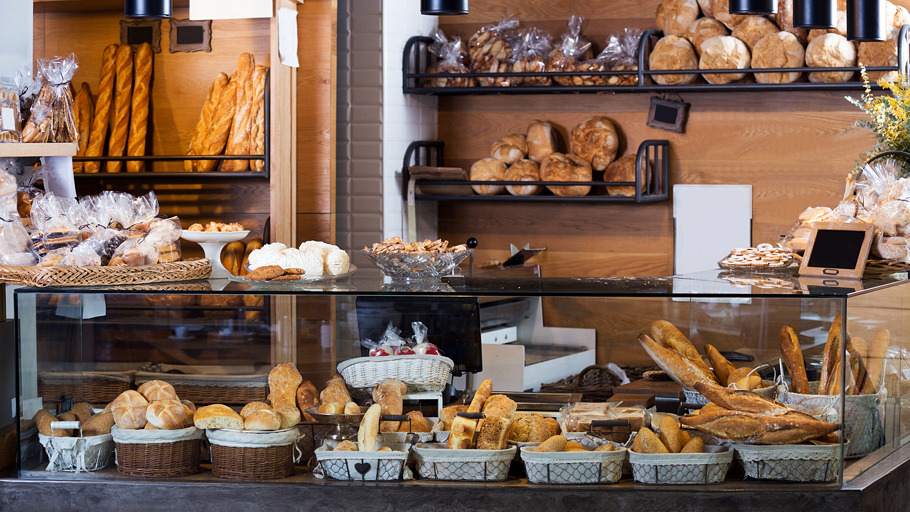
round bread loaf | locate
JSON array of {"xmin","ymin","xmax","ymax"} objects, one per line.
[
  {"xmin": 699, "ymin": 36, "xmax": 751, "ymax": 84},
  {"xmin": 137, "ymin": 380, "xmax": 178, "ymax": 402},
  {"xmin": 806, "ymin": 33, "xmax": 856, "ymax": 82},
  {"xmin": 697, "ymin": 0, "xmax": 714, "ymax": 17},
  {"xmin": 570, "ymin": 116, "xmax": 621, "ymax": 171},
  {"xmin": 343, "ymin": 401, "xmax": 360, "ymax": 415},
  {"xmin": 82, "ymin": 411, "xmax": 115, "ymax": 436},
  {"xmin": 146, "ymin": 399, "xmax": 187, "ymax": 430},
  {"xmin": 649, "ymin": 35, "xmax": 699, "ymax": 85},
  {"xmin": 470, "ymin": 157, "xmax": 508, "ymax": 195},
  {"xmin": 482, "ymin": 394, "xmax": 517, "ymax": 419},
  {"xmin": 541, "ymin": 153, "xmax": 593, "ymax": 197},
  {"xmin": 732, "ymin": 16, "xmax": 779, "ymax": 50},
  {"xmin": 858, "ymin": 27, "xmax": 899, "ymax": 82},
  {"xmin": 808, "ymin": 10, "xmax": 847, "ymax": 41},
  {"xmin": 491, "ymin": 134, "xmax": 529, "ymax": 165},
  {"xmin": 320, "ymin": 381, "xmax": 352, "ymax": 409},
  {"xmin": 504, "ymin": 159, "xmax": 543, "ymax": 196},
  {"xmin": 71, "ymin": 402, "xmax": 94, "ymax": 424},
  {"xmin": 685, "ymin": 18, "xmax": 729, "ymax": 55},
  {"xmin": 656, "ymin": 0, "xmax": 701, "ymax": 37},
  {"xmin": 268, "ymin": 363, "xmax": 302, "ymax": 410},
  {"xmin": 603, "ymin": 154, "xmax": 648, "ymax": 197},
  {"xmin": 545, "ymin": 417, "xmax": 561, "ymax": 437},
  {"xmin": 318, "ymin": 402, "xmax": 340, "ymax": 414},
  {"xmin": 712, "ymin": 0, "xmax": 750, "ymax": 29},
  {"xmin": 240, "ymin": 401, "xmax": 272, "ymax": 419},
  {"xmin": 333, "ymin": 440, "xmax": 358, "ymax": 451},
  {"xmin": 526, "ymin": 120, "xmax": 559, "ymax": 162},
  {"xmin": 244, "ymin": 408, "xmax": 281, "ymax": 431},
  {"xmin": 194, "ymin": 403, "xmax": 244, "ymax": 430},
  {"xmin": 111, "ymin": 390, "xmax": 149, "ymax": 429},
  {"xmin": 753, "ymin": 31, "xmax": 805, "ymax": 83},
  {"xmin": 273, "ymin": 402, "xmax": 301, "ymax": 429},
  {"xmin": 775, "ymin": 0, "xmax": 809, "ymax": 43},
  {"xmin": 889, "ymin": 2, "xmax": 910, "ymax": 30},
  {"xmin": 509, "ymin": 413, "xmax": 551, "ymax": 443}
]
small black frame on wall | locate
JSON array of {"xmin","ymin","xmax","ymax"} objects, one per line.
[
  {"xmin": 647, "ymin": 96, "xmax": 689, "ymax": 134},
  {"xmin": 120, "ymin": 19, "xmax": 162, "ymax": 53},
  {"xmin": 169, "ymin": 19, "xmax": 212, "ymax": 53}
]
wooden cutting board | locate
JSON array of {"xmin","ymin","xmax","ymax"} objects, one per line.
[{"xmin": 614, "ymin": 379, "xmax": 683, "ymax": 400}]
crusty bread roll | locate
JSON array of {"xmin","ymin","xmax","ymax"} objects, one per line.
[
  {"xmin": 71, "ymin": 402, "xmax": 94, "ymax": 424},
  {"xmin": 712, "ymin": 0, "xmax": 750, "ymax": 29},
  {"xmin": 268, "ymin": 363, "xmax": 302, "ymax": 410},
  {"xmin": 526, "ymin": 120, "xmax": 559, "ymax": 162},
  {"xmin": 194, "ymin": 404, "xmax": 243, "ymax": 430},
  {"xmin": 273, "ymin": 402, "xmax": 301, "ymax": 429},
  {"xmin": 138, "ymin": 380, "xmax": 178, "ymax": 402},
  {"xmin": 111, "ymin": 390, "xmax": 149, "ymax": 429},
  {"xmin": 146, "ymin": 399, "xmax": 187, "ymax": 430},
  {"xmin": 686, "ymin": 18, "xmax": 729, "ymax": 55},
  {"xmin": 373, "ymin": 378, "xmax": 407, "ymax": 433},
  {"xmin": 570, "ymin": 116, "xmax": 620, "ymax": 171},
  {"xmin": 481, "ymin": 394, "xmax": 517, "ymax": 419},
  {"xmin": 753, "ymin": 31, "xmax": 806, "ymax": 83},
  {"xmin": 808, "ymin": 10, "xmax": 847, "ymax": 41},
  {"xmin": 334, "ymin": 440, "xmax": 358, "ymax": 451},
  {"xmin": 470, "ymin": 157, "xmax": 507, "ymax": 195},
  {"xmin": 326, "ymin": 373, "xmax": 345, "ymax": 388},
  {"xmin": 656, "ymin": 0, "xmax": 701, "ymax": 37},
  {"xmin": 439, "ymin": 405, "xmax": 468, "ymax": 431},
  {"xmin": 318, "ymin": 403, "xmax": 340, "ymax": 415},
  {"xmin": 859, "ymin": 27, "xmax": 900, "ymax": 82},
  {"xmin": 806, "ymin": 33, "xmax": 856, "ymax": 82},
  {"xmin": 540, "ymin": 152, "xmax": 592, "ymax": 197},
  {"xmin": 545, "ymin": 417, "xmax": 561, "ymax": 437},
  {"xmin": 697, "ymin": 0, "xmax": 714, "ymax": 16},
  {"xmin": 475, "ymin": 415, "xmax": 512, "ymax": 450},
  {"xmin": 504, "ymin": 159, "xmax": 542, "ymax": 196},
  {"xmin": 649, "ymin": 35, "xmax": 699, "ymax": 85},
  {"xmin": 358, "ymin": 403, "xmax": 381, "ymax": 452},
  {"xmin": 603, "ymin": 154, "xmax": 646, "ymax": 197},
  {"xmin": 126, "ymin": 42, "xmax": 152, "ymax": 172},
  {"xmin": 35, "ymin": 410, "xmax": 71, "ymax": 437},
  {"xmin": 244, "ymin": 408, "xmax": 281, "ymax": 431},
  {"xmin": 180, "ymin": 400, "xmax": 196, "ymax": 428},
  {"xmin": 84, "ymin": 44, "xmax": 118, "ymax": 174},
  {"xmin": 534, "ymin": 434, "xmax": 568, "ymax": 452},
  {"xmin": 343, "ymin": 401, "xmax": 360, "ymax": 415},
  {"xmin": 82, "ymin": 411, "xmax": 115, "ymax": 436},
  {"xmin": 699, "ymin": 36, "xmax": 751, "ymax": 84},
  {"xmin": 632, "ymin": 427, "xmax": 670, "ymax": 453},
  {"xmin": 72, "ymin": 82, "xmax": 93, "ymax": 173},
  {"xmin": 776, "ymin": 0, "xmax": 809, "ymax": 44},
  {"xmin": 491, "ymin": 134, "xmax": 528, "ymax": 165},
  {"xmin": 508, "ymin": 413, "xmax": 551, "ymax": 443},
  {"xmin": 732, "ymin": 16, "xmax": 779, "ymax": 51},
  {"xmin": 240, "ymin": 401, "xmax": 271, "ymax": 419},
  {"xmin": 397, "ymin": 411, "xmax": 432, "ymax": 433},
  {"xmin": 296, "ymin": 380, "xmax": 320, "ymax": 422},
  {"xmin": 320, "ymin": 382, "xmax": 352, "ymax": 410},
  {"xmin": 105, "ymin": 44, "xmax": 133, "ymax": 173}
]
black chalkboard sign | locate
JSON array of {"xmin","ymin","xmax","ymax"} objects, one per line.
[{"xmin": 798, "ymin": 223, "xmax": 874, "ymax": 279}]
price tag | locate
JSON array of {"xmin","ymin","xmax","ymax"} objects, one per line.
[
  {"xmin": 0, "ymin": 107, "xmax": 13, "ymax": 131},
  {"xmin": 798, "ymin": 222, "xmax": 874, "ymax": 280}
]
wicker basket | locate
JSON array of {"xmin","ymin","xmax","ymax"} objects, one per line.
[
  {"xmin": 207, "ymin": 428, "xmax": 299, "ymax": 480},
  {"xmin": 135, "ymin": 365, "xmax": 269, "ymax": 405},
  {"xmin": 38, "ymin": 421, "xmax": 114, "ymax": 473},
  {"xmin": 521, "ymin": 446, "xmax": 626, "ymax": 484},
  {"xmin": 39, "ymin": 369, "xmax": 135, "ymax": 406},
  {"xmin": 337, "ymin": 355, "xmax": 454, "ymax": 392},
  {"xmin": 540, "ymin": 365, "xmax": 654, "ymax": 402},
  {"xmin": 628, "ymin": 445, "xmax": 733, "ymax": 485},
  {"xmin": 111, "ymin": 426, "xmax": 203, "ymax": 478},
  {"xmin": 314, "ymin": 441, "xmax": 410, "ymax": 481},
  {"xmin": 296, "ymin": 423, "xmax": 336, "ymax": 467},
  {"xmin": 733, "ymin": 443, "xmax": 842, "ymax": 482},
  {"xmin": 0, "ymin": 259, "xmax": 211, "ymax": 287},
  {"xmin": 412, "ymin": 443, "xmax": 516, "ymax": 481},
  {"xmin": 683, "ymin": 381, "xmax": 776, "ymax": 407}
]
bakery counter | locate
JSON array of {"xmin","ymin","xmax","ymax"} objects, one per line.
[{"xmin": 3, "ymin": 445, "xmax": 910, "ymax": 512}]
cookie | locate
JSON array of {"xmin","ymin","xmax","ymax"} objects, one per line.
[{"xmin": 246, "ymin": 265, "xmax": 285, "ymax": 281}]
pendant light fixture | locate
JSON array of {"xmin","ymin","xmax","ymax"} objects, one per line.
[
  {"xmin": 728, "ymin": 0, "xmax": 777, "ymax": 15},
  {"xmin": 846, "ymin": 0, "xmax": 886, "ymax": 41},
  {"xmin": 793, "ymin": 0, "xmax": 837, "ymax": 29},
  {"xmin": 125, "ymin": 0, "xmax": 171, "ymax": 19},
  {"xmin": 420, "ymin": 0, "xmax": 469, "ymax": 15}
]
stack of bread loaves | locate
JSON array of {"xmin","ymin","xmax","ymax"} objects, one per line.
[
  {"xmin": 33, "ymin": 402, "xmax": 115, "ymax": 438},
  {"xmin": 109, "ymin": 380, "xmax": 196, "ymax": 431},
  {"xmin": 442, "ymin": 379, "xmax": 519, "ymax": 450}
]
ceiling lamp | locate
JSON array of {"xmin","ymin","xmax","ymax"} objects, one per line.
[
  {"xmin": 125, "ymin": 0, "xmax": 171, "ymax": 19},
  {"xmin": 420, "ymin": 0, "xmax": 469, "ymax": 15},
  {"xmin": 728, "ymin": 0, "xmax": 777, "ymax": 15},
  {"xmin": 793, "ymin": 0, "xmax": 837, "ymax": 29},
  {"xmin": 846, "ymin": 0, "xmax": 886, "ymax": 41}
]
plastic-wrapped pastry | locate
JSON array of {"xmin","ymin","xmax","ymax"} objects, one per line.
[
  {"xmin": 468, "ymin": 16, "xmax": 519, "ymax": 87},
  {"xmin": 509, "ymin": 27, "xmax": 553, "ymax": 86},
  {"xmin": 546, "ymin": 15, "xmax": 594, "ymax": 86},
  {"xmin": 426, "ymin": 29, "xmax": 475, "ymax": 88}
]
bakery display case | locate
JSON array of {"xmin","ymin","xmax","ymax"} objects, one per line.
[{"xmin": 4, "ymin": 269, "xmax": 910, "ymax": 510}]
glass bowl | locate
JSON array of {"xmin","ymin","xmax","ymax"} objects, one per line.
[{"xmin": 361, "ymin": 248, "xmax": 470, "ymax": 280}]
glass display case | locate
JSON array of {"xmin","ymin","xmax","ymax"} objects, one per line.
[{"xmin": 5, "ymin": 270, "xmax": 910, "ymax": 499}]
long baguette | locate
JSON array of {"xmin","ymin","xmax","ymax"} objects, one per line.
[
  {"xmin": 865, "ymin": 328, "xmax": 890, "ymax": 393},
  {"xmin": 72, "ymin": 82, "xmax": 93, "ymax": 173},
  {"xmin": 693, "ymin": 382, "xmax": 789, "ymax": 416},
  {"xmin": 648, "ymin": 320, "xmax": 714, "ymax": 376},
  {"xmin": 779, "ymin": 325, "xmax": 810, "ymax": 394},
  {"xmin": 819, "ymin": 315, "xmax": 843, "ymax": 394},
  {"xmin": 185, "ymin": 73, "xmax": 229, "ymax": 172},
  {"xmin": 249, "ymin": 65, "xmax": 268, "ymax": 172},
  {"xmin": 84, "ymin": 44, "xmax": 118, "ymax": 173},
  {"xmin": 222, "ymin": 53, "xmax": 254, "ymax": 172},
  {"xmin": 638, "ymin": 333, "xmax": 719, "ymax": 390},
  {"xmin": 704, "ymin": 344, "xmax": 737, "ymax": 386},
  {"xmin": 680, "ymin": 408, "xmax": 839, "ymax": 444},
  {"xmin": 105, "ymin": 44, "xmax": 133, "ymax": 173},
  {"xmin": 198, "ymin": 74, "xmax": 238, "ymax": 172},
  {"xmin": 126, "ymin": 42, "xmax": 152, "ymax": 172},
  {"xmin": 357, "ymin": 403, "xmax": 381, "ymax": 452}
]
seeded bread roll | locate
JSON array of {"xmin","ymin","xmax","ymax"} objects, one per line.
[
  {"xmin": 105, "ymin": 44, "xmax": 133, "ymax": 173},
  {"xmin": 806, "ymin": 33, "xmax": 856, "ymax": 83},
  {"xmin": 699, "ymin": 36, "xmax": 751, "ymax": 84},
  {"xmin": 491, "ymin": 134, "xmax": 528, "ymax": 165},
  {"xmin": 35, "ymin": 410, "xmax": 71, "ymax": 437},
  {"xmin": 470, "ymin": 157, "xmax": 507, "ymax": 195},
  {"xmin": 570, "ymin": 116, "xmax": 620, "ymax": 171},
  {"xmin": 686, "ymin": 18, "xmax": 729, "ymax": 56},
  {"xmin": 475, "ymin": 415, "xmax": 512, "ymax": 450},
  {"xmin": 504, "ymin": 159, "xmax": 542, "ymax": 196},
  {"xmin": 540, "ymin": 152, "xmax": 592, "ymax": 197},
  {"xmin": 656, "ymin": 0, "xmax": 701, "ymax": 37},
  {"xmin": 71, "ymin": 402, "xmax": 94, "ymax": 423},
  {"xmin": 753, "ymin": 31, "xmax": 805, "ymax": 83},
  {"xmin": 526, "ymin": 120, "xmax": 558, "ymax": 162},
  {"xmin": 732, "ymin": 16, "xmax": 779, "ymax": 51},
  {"xmin": 82, "ymin": 411, "xmax": 115, "ymax": 436},
  {"xmin": 649, "ymin": 35, "xmax": 699, "ymax": 85},
  {"xmin": 84, "ymin": 44, "xmax": 118, "ymax": 174},
  {"xmin": 534, "ymin": 434, "xmax": 568, "ymax": 452},
  {"xmin": 126, "ymin": 42, "xmax": 152, "ymax": 173}
]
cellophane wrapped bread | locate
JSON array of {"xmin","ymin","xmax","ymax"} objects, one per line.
[
  {"xmin": 806, "ymin": 33, "xmax": 855, "ymax": 82},
  {"xmin": 509, "ymin": 27, "xmax": 553, "ymax": 86},
  {"xmin": 21, "ymin": 53, "xmax": 79, "ymax": 143},
  {"xmin": 649, "ymin": 35, "xmax": 699, "ymax": 85},
  {"xmin": 698, "ymin": 35, "xmax": 751, "ymax": 84},
  {"xmin": 427, "ymin": 29, "xmax": 475, "ymax": 88},
  {"xmin": 752, "ymin": 32, "xmax": 805, "ymax": 84},
  {"xmin": 686, "ymin": 18, "xmax": 730, "ymax": 56},
  {"xmin": 590, "ymin": 28, "xmax": 644, "ymax": 85},
  {"xmin": 469, "ymin": 16, "xmax": 519, "ymax": 87},
  {"xmin": 656, "ymin": 0, "xmax": 701, "ymax": 37},
  {"xmin": 546, "ymin": 15, "xmax": 594, "ymax": 86}
]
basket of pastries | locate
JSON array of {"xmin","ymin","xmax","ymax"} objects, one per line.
[
  {"xmin": 34, "ymin": 403, "xmax": 115, "ymax": 472},
  {"xmin": 108, "ymin": 381, "xmax": 203, "ymax": 478},
  {"xmin": 628, "ymin": 416, "xmax": 733, "ymax": 485},
  {"xmin": 776, "ymin": 318, "xmax": 885, "ymax": 459},
  {"xmin": 362, "ymin": 237, "xmax": 469, "ymax": 280},
  {"xmin": 521, "ymin": 432, "xmax": 627, "ymax": 485},
  {"xmin": 314, "ymin": 404, "xmax": 411, "ymax": 481},
  {"xmin": 339, "ymin": 321, "xmax": 454, "ymax": 392},
  {"xmin": 135, "ymin": 364, "xmax": 269, "ymax": 406}
]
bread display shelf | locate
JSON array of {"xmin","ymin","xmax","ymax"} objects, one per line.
[
  {"xmin": 0, "ymin": 143, "xmax": 78, "ymax": 158},
  {"xmin": 0, "ymin": 259, "xmax": 212, "ymax": 287},
  {"xmin": 402, "ymin": 140, "xmax": 669, "ymax": 203},
  {"xmin": 403, "ymin": 27, "xmax": 910, "ymax": 95}
]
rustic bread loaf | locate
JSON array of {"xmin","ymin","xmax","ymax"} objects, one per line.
[
  {"xmin": 541, "ymin": 153, "xmax": 592, "ymax": 197},
  {"xmin": 505, "ymin": 159, "xmax": 543, "ymax": 196},
  {"xmin": 699, "ymin": 35, "xmax": 751, "ymax": 84},
  {"xmin": 649, "ymin": 35, "xmax": 699, "ymax": 85},
  {"xmin": 753, "ymin": 31, "xmax": 805, "ymax": 83},
  {"xmin": 656, "ymin": 0, "xmax": 701, "ymax": 37},
  {"xmin": 686, "ymin": 18, "xmax": 729, "ymax": 55},
  {"xmin": 526, "ymin": 120, "xmax": 559, "ymax": 162},
  {"xmin": 470, "ymin": 157, "xmax": 507, "ymax": 195},
  {"xmin": 570, "ymin": 116, "xmax": 620, "ymax": 171},
  {"xmin": 732, "ymin": 16, "xmax": 779, "ymax": 50},
  {"xmin": 806, "ymin": 33, "xmax": 856, "ymax": 82}
]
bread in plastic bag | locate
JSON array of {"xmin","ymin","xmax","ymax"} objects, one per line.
[
  {"xmin": 0, "ymin": 218, "xmax": 35, "ymax": 266},
  {"xmin": 598, "ymin": 28, "xmax": 643, "ymax": 85},
  {"xmin": 21, "ymin": 53, "xmax": 79, "ymax": 143},
  {"xmin": 546, "ymin": 15, "xmax": 594, "ymax": 86},
  {"xmin": 426, "ymin": 29, "xmax": 475, "ymax": 88},
  {"xmin": 0, "ymin": 80, "xmax": 22, "ymax": 142},
  {"xmin": 509, "ymin": 27, "xmax": 553, "ymax": 86},
  {"xmin": 469, "ymin": 15, "xmax": 519, "ymax": 87}
]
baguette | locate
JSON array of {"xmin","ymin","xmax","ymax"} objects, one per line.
[
  {"xmin": 222, "ymin": 54, "xmax": 255, "ymax": 172},
  {"xmin": 467, "ymin": 378, "xmax": 493, "ymax": 413},
  {"xmin": 779, "ymin": 325, "xmax": 810, "ymax": 394},
  {"xmin": 72, "ymin": 82, "xmax": 93, "ymax": 172},
  {"xmin": 694, "ymin": 382, "xmax": 789, "ymax": 416},
  {"xmin": 199, "ymin": 74, "xmax": 238, "ymax": 172},
  {"xmin": 680, "ymin": 408, "xmax": 839, "ymax": 444},
  {"xmin": 186, "ymin": 73, "xmax": 229, "ymax": 172},
  {"xmin": 358, "ymin": 403, "xmax": 381, "ymax": 452},
  {"xmin": 819, "ymin": 316, "xmax": 843, "ymax": 394},
  {"xmin": 632, "ymin": 427, "xmax": 669, "ymax": 453},
  {"xmin": 704, "ymin": 344, "xmax": 737, "ymax": 386},
  {"xmin": 658, "ymin": 416, "xmax": 684, "ymax": 453},
  {"xmin": 126, "ymin": 42, "xmax": 153, "ymax": 172},
  {"xmin": 825, "ymin": 359, "xmax": 843, "ymax": 396},
  {"xmin": 638, "ymin": 333, "xmax": 719, "ymax": 390},
  {"xmin": 105, "ymin": 44, "xmax": 134, "ymax": 173},
  {"xmin": 84, "ymin": 44, "xmax": 119, "ymax": 173},
  {"xmin": 249, "ymin": 65, "xmax": 268, "ymax": 172},
  {"xmin": 648, "ymin": 320, "xmax": 714, "ymax": 376},
  {"xmin": 865, "ymin": 328, "xmax": 890, "ymax": 393}
]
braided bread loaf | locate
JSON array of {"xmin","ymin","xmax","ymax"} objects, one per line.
[
  {"xmin": 105, "ymin": 44, "xmax": 133, "ymax": 173},
  {"xmin": 185, "ymin": 73, "xmax": 229, "ymax": 172},
  {"xmin": 126, "ymin": 42, "xmax": 152, "ymax": 173},
  {"xmin": 222, "ymin": 53, "xmax": 255, "ymax": 172}
]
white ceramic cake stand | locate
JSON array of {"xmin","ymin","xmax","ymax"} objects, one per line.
[{"xmin": 180, "ymin": 230, "xmax": 250, "ymax": 279}]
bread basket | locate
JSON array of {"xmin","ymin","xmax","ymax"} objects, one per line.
[
  {"xmin": 628, "ymin": 445, "xmax": 733, "ymax": 485},
  {"xmin": 521, "ymin": 445, "xmax": 626, "ymax": 484},
  {"xmin": 411, "ymin": 443, "xmax": 516, "ymax": 481},
  {"xmin": 314, "ymin": 441, "xmax": 411, "ymax": 481},
  {"xmin": 111, "ymin": 425, "xmax": 203, "ymax": 478},
  {"xmin": 337, "ymin": 355, "xmax": 454, "ymax": 392},
  {"xmin": 732, "ymin": 442, "xmax": 843, "ymax": 482},
  {"xmin": 207, "ymin": 427, "xmax": 301, "ymax": 480},
  {"xmin": 38, "ymin": 421, "xmax": 115, "ymax": 473}
]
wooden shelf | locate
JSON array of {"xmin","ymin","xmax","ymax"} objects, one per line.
[{"xmin": 0, "ymin": 143, "xmax": 77, "ymax": 158}]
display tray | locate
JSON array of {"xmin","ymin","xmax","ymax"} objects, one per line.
[
  {"xmin": 180, "ymin": 230, "xmax": 250, "ymax": 244},
  {"xmin": 0, "ymin": 259, "xmax": 212, "ymax": 287},
  {"xmin": 230, "ymin": 265, "xmax": 357, "ymax": 285}
]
